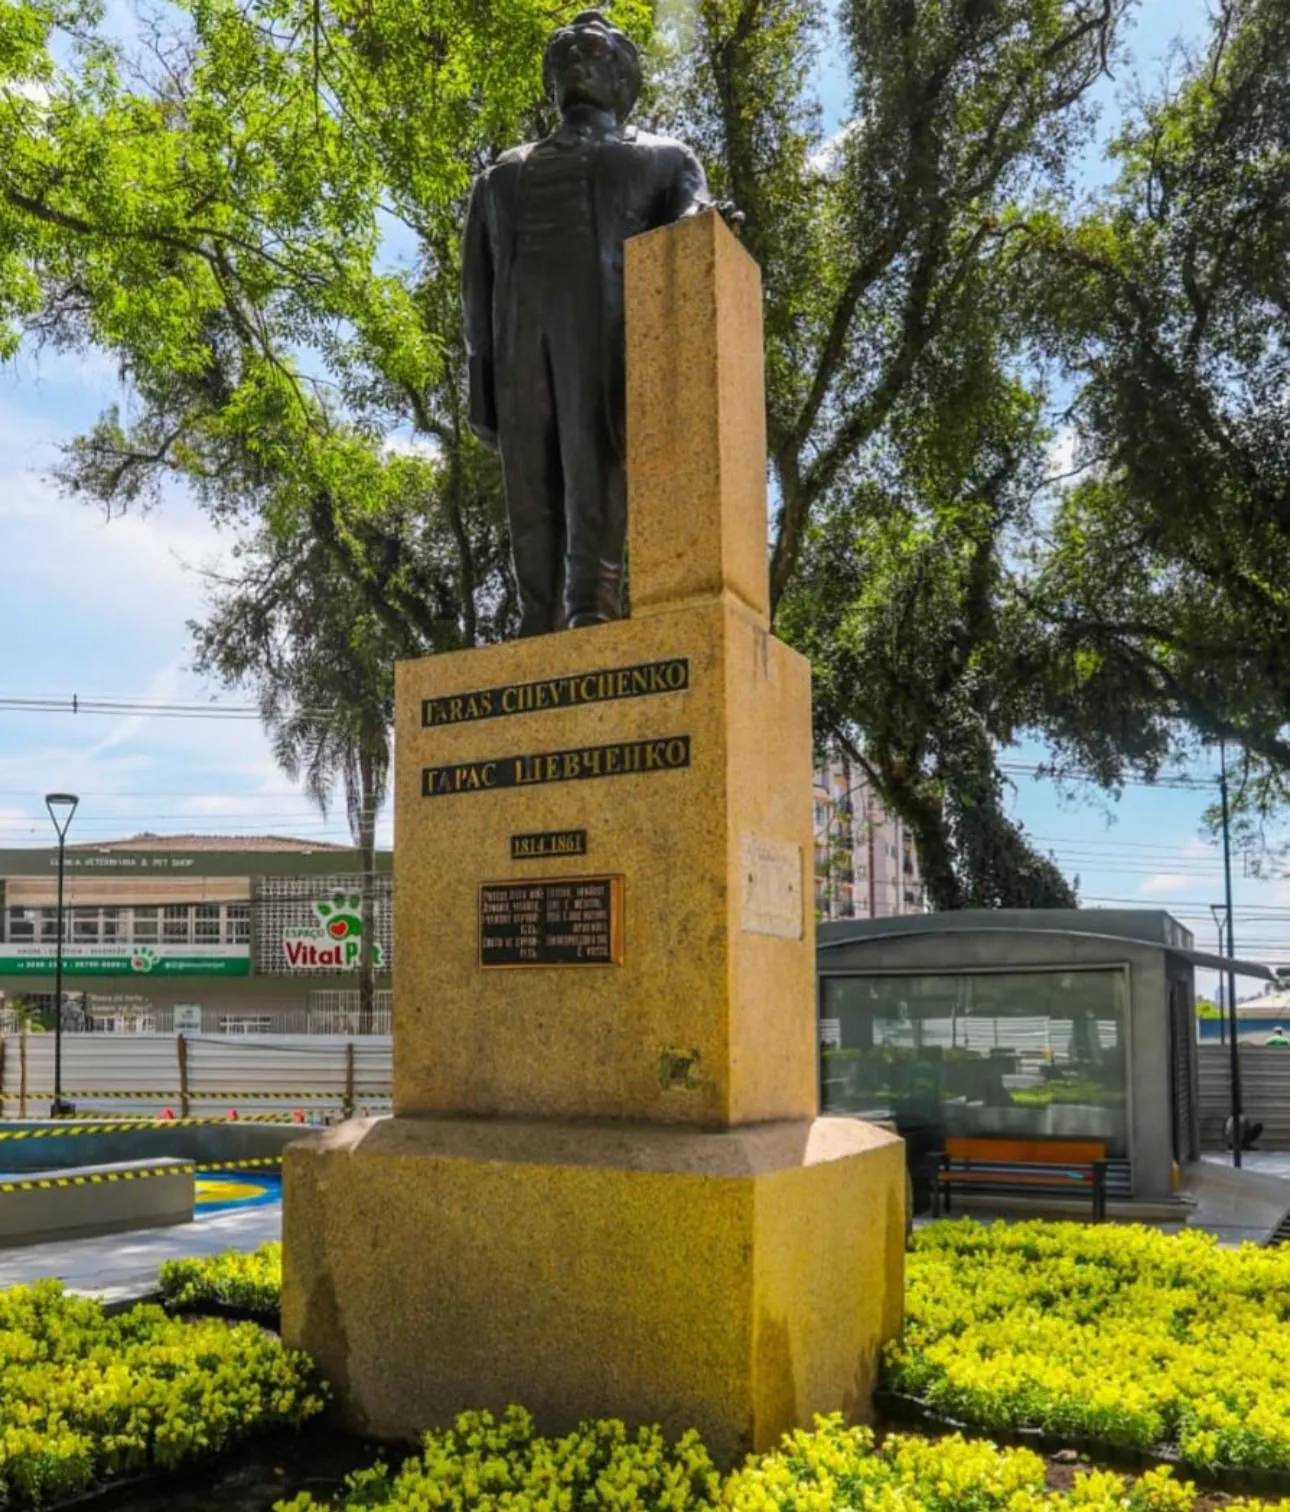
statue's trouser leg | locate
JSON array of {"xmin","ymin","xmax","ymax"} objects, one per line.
[
  {"xmin": 498, "ymin": 337, "xmax": 565, "ymax": 638},
  {"xmin": 550, "ymin": 320, "xmax": 625, "ymax": 626}
]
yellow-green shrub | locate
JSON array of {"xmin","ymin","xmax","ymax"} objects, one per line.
[
  {"xmin": 159, "ymin": 1240, "xmax": 282, "ymax": 1315},
  {"xmin": 0, "ymin": 1279, "xmax": 325, "ymax": 1507},
  {"xmin": 276, "ymin": 1413, "xmax": 1290, "ymax": 1512},
  {"xmin": 886, "ymin": 1220, "xmax": 1290, "ymax": 1469},
  {"xmin": 276, "ymin": 1405, "xmax": 723, "ymax": 1512}
]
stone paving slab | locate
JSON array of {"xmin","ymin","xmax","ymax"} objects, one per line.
[{"xmin": 0, "ymin": 1199, "xmax": 281, "ymax": 1304}]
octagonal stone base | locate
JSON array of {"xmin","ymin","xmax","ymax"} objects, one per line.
[{"xmin": 282, "ymin": 1113, "xmax": 905, "ymax": 1465}]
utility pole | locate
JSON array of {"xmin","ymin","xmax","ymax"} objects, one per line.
[{"xmin": 1219, "ymin": 742, "xmax": 1243, "ymax": 1167}]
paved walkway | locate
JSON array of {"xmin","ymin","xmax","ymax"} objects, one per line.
[{"xmin": 0, "ymin": 1199, "xmax": 281, "ymax": 1304}]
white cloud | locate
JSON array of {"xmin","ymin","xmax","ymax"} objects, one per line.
[
  {"xmin": 1047, "ymin": 425, "xmax": 1078, "ymax": 479},
  {"xmin": 383, "ymin": 432, "xmax": 440, "ymax": 461},
  {"xmin": 2, "ymin": 80, "xmax": 52, "ymax": 107},
  {"xmin": 1137, "ymin": 873, "xmax": 1189, "ymax": 896},
  {"xmin": 0, "ymin": 396, "xmax": 376, "ymax": 848},
  {"xmin": 808, "ymin": 119, "xmax": 858, "ymax": 176}
]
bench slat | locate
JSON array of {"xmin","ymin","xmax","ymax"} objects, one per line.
[{"xmin": 944, "ymin": 1136, "xmax": 1108, "ymax": 1166}]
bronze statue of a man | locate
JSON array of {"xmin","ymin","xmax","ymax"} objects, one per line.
[{"xmin": 461, "ymin": 10, "xmax": 712, "ymax": 637}]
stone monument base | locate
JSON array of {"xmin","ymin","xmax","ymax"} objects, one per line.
[{"xmin": 282, "ymin": 1114, "xmax": 905, "ymax": 1464}]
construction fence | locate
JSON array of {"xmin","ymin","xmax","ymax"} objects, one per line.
[
  {"xmin": 1199, "ymin": 1044, "xmax": 1290, "ymax": 1149},
  {"xmin": 0, "ymin": 1033, "xmax": 393, "ymax": 1120}
]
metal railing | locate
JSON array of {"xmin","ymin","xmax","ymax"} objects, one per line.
[{"xmin": 0, "ymin": 999, "xmax": 392, "ymax": 1036}]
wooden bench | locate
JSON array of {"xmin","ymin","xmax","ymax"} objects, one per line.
[{"xmin": 930, "ymin": 1136, "xmax": 1109, "ymax": 1221}]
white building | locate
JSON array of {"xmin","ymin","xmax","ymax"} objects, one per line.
[{"xmin": 812, "ymin": 756, "xmax": 924, "ymax": 921}]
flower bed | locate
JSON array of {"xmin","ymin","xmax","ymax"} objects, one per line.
[
  {"xmin": 276, "ymin": 1409, "xmax": 1286, "ymax": 1512},
  {"xmin": 159, "ymin": 1240, "xmax": 282, "ymax": 1320},
  {"xmin": 0, "ymin": 1279, "xmax": 324, "ymax": 1508},
  {"xmin": 886, "ymin": 1219, "xmax": 1290, "ymax": 1472}
]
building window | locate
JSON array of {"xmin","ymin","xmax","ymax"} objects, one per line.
[
  {"xmin": 132, "ymin": 907, "xmax": 159, "ymax": 943},
  {"xmin": 101, "ymin": 908, "xmax": 121, "ymax": 942},
  {"xmin": 39, "ymin": 908, "xmax": 60, "ymax": 942},
  {"xmin": 6, "ymin": 908, "xmax": 35, "ymax": 942},
  {"xmin": 162, "ymin": 904, "xmax": 190, "ymax": 944},
  {"xmin": 71, "ymin": 908, "xmax": 99, "ymax": 942},
  {"xmin": 227, "ymin": 903, "xmax": 250, "ymax": 943},
  {"xmin": 819, "ymin": 968, "xmax": 1129, "ymax": 1157},
  {"xmin": 194, "ymin": 904, "xmax": 221, "ymax": 943}
]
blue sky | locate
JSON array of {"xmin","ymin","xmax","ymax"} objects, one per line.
[{"xmin": 2, "ymin": 0, "xmax": 1279, "ymax": 989}]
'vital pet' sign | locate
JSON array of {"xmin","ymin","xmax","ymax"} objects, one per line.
[{"xmin": 281, "ymin": 893, "xmax": 383, "ymax": 971}]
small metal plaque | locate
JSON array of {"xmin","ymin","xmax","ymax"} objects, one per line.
[
  {"xmin": 510, "ymin": 829, "xmax": 588, "ymax": 861},
  {"xmin": 480, "ymin": 876, "xmax": 623, "ymax": 968}
]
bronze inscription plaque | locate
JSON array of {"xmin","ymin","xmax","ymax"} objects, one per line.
[{"xmin": 479, "ymin": 877, "xmax": 623, "ymax": 967}]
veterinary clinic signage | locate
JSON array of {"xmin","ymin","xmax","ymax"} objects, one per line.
[
  {"xmin": 0, "ymin": 945, "xmax": 249, "ymax": 976},
  {"xmin": 280, "ymin": 894, "xmax": 384, "ymax": 972}
]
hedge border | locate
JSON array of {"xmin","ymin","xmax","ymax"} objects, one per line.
[{"xmin": 875, "ymin": 1389, "xmax": 1290, "ymax": 1498}]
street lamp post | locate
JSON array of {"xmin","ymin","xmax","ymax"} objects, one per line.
[
  {"xmin": 1210, "ymin": 902, "xmax": 1227, "ymax": 1045},
  {"xmin": 1217, "ymin": 741, "xmax": 1243, "ymax": 1167},
  {"xmin": 44, "ymin": 793, "xmax": 78, "ymax": 1118}
]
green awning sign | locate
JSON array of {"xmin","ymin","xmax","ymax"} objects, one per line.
[{"xmin": 0, "ymin": 945, "xmax": 250, "ymax": 977}]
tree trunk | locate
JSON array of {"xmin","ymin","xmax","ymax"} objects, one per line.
[
  {"xmin": 879, "ymin": 766, "xmax": 965, "ymax": 912},
  {"xmin": 358, "ymin": 748, "xmax": 378, "ymax": 1036}
]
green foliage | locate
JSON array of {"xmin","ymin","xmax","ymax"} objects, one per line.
[
  {"xmin": 158, "ymin": 1240, "xmax": 282, "ymax": 1316},
  {"xmin": 1016, "ymin": 0, "xmax": 1290, "ymax": 846},
  {"xmin": 278, "ymin": 1410, "xmax": 1290, "ymax": 1512},
  {"xmin": 276, "ymin": 1405, "xmax": 724, "ymax": 1512},
  {"xmin": 1195, "ymin": 998, "xmax": 1221, "ymax": 1020},
  {"xmin": 0, "ymin": 1278, "xmax": 324, "ymax": 1507},
  {"xmin": 888, "ymin": 1219, "xmax": 1290, "ymax": 1468},
  {"xmin": 14, "ymin": 0, "xmax": 1290, "ymax": 898},
  {"xmin": 0, "ymin": 0, "xmax": 1138, "ymax": 909}
]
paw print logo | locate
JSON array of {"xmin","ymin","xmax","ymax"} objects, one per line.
[
  {"xmin": 314, "ymin": 893, "xmax": 363, "ymax": 941},
  {"xmin": 130, "ymin": 945, "xmax": 160, "ymax": 974}
]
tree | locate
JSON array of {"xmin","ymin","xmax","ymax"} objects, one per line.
[
  {"xmin": 191, "ymin": 517, "xmax": 414, "ymax": 1031},
  {"xmin": 779, "ymin": 356, "xmax": 1078, "ymax": 909},
  {"xmin": 1019, "ymin": 0, "xmax": 1290, "ymax": 840},
  {"xmin": 4, "ymin": 0, "xmax": 1139, "ymax": 906}
]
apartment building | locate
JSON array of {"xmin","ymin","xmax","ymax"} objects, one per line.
[{"xmin": 813, "ymin": 756, "xmax": 924, "ymax": 921}]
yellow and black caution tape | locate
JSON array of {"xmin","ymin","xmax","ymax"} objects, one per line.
[
  {"xmin": 0, "ymin": 1117, "xmax": 308, "ymax": 1137},
  {"xmin": 199, "ymin": 1157, "xmax": 285, "ymax": 1173},
  {"xmin": 6, "ymin": 1088, "xmax": 391, "ymax": 1101},
  {"xmin": 0, "ymin": 1164, "xmax": 194, "ymax": 1194},
  {"xmin": 0, "ymin": 1156, "xmax": 284, "ymax": 1195}
]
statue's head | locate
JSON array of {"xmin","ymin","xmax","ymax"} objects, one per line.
[{"xmin": 544, "ymin": 10, "xmax": 641, "ymax": 123}]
